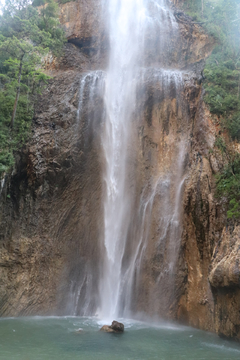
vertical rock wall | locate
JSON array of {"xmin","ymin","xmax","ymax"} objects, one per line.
[{"xmin": 0, "ymin": 45, "xmax": 105, "ymax": 316}]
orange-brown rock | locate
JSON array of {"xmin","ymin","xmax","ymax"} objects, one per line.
[
  {"xmin": 209, "ymin": 227, "xmax": 240, "ymax": 289},
  {"xmin": 100, "ymin": 321, "xmax": 124, "ymax": 333}
]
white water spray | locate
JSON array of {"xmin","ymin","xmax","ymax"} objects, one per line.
[
  {"xmin": 99, "ymin": 0, "xmax": 180, "ymax": 319},
  {"xmin": 99, "ymin": 0, "xmax": 147, "ymax": 319},
  {"xmin": 67, "ymin": 0, "xmax": 192, "ymax": 320}
]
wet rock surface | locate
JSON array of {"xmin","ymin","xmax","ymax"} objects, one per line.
[
  {"xmin": 111, "ymin": 321, "xmax": 124, "ymax": 332},
  {"xmin": 0, "ymin": 44, "xmax": 104, "ymax": 316},
  {"xmin": 100, "ymin": 321, "xmax": 124, "ymax": 333},
  {"xmin": 100, "ymin": 325, "xmax": 115, "ymax": 333},
  {"xmin": 209, "ymin": 227, "xmax": 240, "ymax": 289}
]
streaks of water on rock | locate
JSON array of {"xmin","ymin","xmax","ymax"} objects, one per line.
[{"xmin": 72, "ymin": 0, "xmax": 191, "ymax": 321}]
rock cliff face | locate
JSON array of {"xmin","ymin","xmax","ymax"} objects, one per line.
[
  {"xmin": 0, "ymin": 42, "xmax": 105, "ymax": 315},
  {"xmin": 0, "ymin": 0, "xmax": 239, "ymax": 342}
]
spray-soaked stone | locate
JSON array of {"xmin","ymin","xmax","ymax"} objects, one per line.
[{"xmin": 100, "ymin": 321, "xmax": 124, "ymax": 333}]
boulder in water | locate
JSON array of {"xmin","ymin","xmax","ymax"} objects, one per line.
[
  {"xmin": 100, "ymin": 321, "xmax": 124, "ymax": 333},
  {"xmin": 100, "ymin": 325, "xmax": 115, "ymax": 333},
  {"xmin": 111, "ymin": 321, "xmax": 124, "ymax": 332}
]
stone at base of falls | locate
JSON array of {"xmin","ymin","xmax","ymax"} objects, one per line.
[
  {"xmin": 111, "ymin": 321, "xmax": 124, "ymax": 332},
  {"xmin": 100, "ymin": 321, "xmax": 124, "ymax": 333},
  {"xmin": 100, "ymin": 325, "xmax": 115, "ymax": 333}
]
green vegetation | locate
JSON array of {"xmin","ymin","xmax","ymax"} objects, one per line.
[
  {"xmin": 216, "ymin": 155, "xmax": 240, "ymax": 219},
  {"xmin": 0, "ymin": 0, "xmax": 65, "ymax": 175},
  {"xmin": 183, "ymin": 0, "xmax": 240, "ymax": 219},
  {"xmin": 214, "ymin": 136, "xmax": 227, "ymax": 154},
  {"xmin": 183, "ymin": 0, "xmax": 240, "ymax": 140},
  {"xmin": 214, "ymin": 134, "xmax": 240, "ymax": 220}
]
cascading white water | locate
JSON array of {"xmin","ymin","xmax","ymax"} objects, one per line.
[
  {"xmin": 99, "ymin": 0, "xmax": 181, "ymax": 319},
  {"xmin": 77, "ymin": 71, "xmax": 104, "ymax": 123},
  {"xmin": 99, "ymin": 0, "xmax": 147, "ymax": 319},
  {"xmin": 66, "ymin": 0, "xmax": 192, "ymax": 320},
  {"xmin": 117, "ymin": 66, "xmax": 188, "ymax": 314}
]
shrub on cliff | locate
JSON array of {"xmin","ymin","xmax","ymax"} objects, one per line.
[
  {"xmin": 0, "ymin": 0, "xmax": 65, "ymax": 176},
  {"xmin": 216, "ymin": 155, "xmax": 240, "ymax": 219},
  {"xmin": 204, "ymin": 57, "xmax": 240, "ymax": 131},
  {"xmin": 183, "ymin": 1, "xmax": 240, "ymax": 141},
  {"xmin": 183, "ymin": 0, "xmax": 240, "ymax": 219}
]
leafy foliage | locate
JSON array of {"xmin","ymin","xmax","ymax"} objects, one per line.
[
  {"xmin": 183, "ymin": 1, "xmax": 240, "ymax": 141},
  {"xmin": 0, "ymin": 0, "xmax": 65, "ymax": 176},
  {"xmin": 214, "ymin": 136, "xmax": 227, "ymax": 154},
  {"xmin": 182, "ymin": 1, "xmax": 240, "ymax": 219},
  {"xmin": 216, "ymin": 156, "xmax": 240, "ymax": 219}
]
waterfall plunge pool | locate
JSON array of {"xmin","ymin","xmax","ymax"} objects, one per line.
[{"xmin": 0, "ymin": 317, "xmax": 240, "ymax": 359}]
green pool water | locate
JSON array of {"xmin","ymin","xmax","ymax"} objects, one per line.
[{"xmin": 0, "ymin": 317, "xmax": 240, "ymax": 360}]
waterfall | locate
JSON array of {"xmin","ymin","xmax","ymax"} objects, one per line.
[
  {"xmin": 99, "ymin": 0, "xmax": 148, "ymax": 320},
  {"xmin": 68, "ymin": 0, "xmax": 191, "ymax": 320},
  {"xmin": 98, "ymin": 0, "xmax": 184, "ymax": 320}
]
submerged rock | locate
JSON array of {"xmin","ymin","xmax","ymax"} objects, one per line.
[
  {"xmin": 100, "ymin": 325, "xmax": 115, "ymax": 333},
  {"xmin": 100, "ymin": 321, "xmax": 124, "ymax": 333}
]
